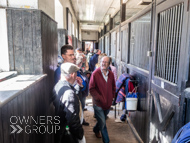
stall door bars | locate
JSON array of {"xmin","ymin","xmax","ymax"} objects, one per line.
[{"xmin": 155, "ymin": 3, "xmax": 184, "ymax": 84}]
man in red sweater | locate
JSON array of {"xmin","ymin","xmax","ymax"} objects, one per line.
[{"xmin": 89, "ymin": 56, "xmax": 116, "ymax": 143}]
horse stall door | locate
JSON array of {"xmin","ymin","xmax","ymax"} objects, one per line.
[{"xmin": 150, "ymin": 0, "xmax": 189, "ymax": 142}]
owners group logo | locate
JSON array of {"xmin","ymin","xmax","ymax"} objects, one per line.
[{"xmin": 10, "ymin": 116, "xmax": 60, "ymax": 134}]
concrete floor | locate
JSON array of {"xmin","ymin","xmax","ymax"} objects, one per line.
[{"xmin": 83, "ymin": 97, "xmax": 138, "ymax": 143}]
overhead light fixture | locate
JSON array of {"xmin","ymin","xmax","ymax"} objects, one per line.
[
  {"xmin": 138, "ymin": 0, "xmax": 151, "ymax": 5},
  {"xmin": 86, "ymin": 4, "xmax": 95, "ymax": 21}
]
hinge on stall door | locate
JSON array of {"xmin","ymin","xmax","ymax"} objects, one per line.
[{"xmin": 188, "ymin": 0, "xmax": 189, "ymax": 11}]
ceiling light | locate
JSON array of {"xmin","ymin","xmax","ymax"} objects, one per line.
[{"xmin": 86, "ymin": 4, "xmax": 95, "ymax": 21}]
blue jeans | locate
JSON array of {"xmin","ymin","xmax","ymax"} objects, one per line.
[{"xmin": 93, "ymin": 105, "xmax": 110, "ymax": 143}]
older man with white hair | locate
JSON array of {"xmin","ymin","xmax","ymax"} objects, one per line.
[
  {"xmin": 89, "ymin": 56, "xmax": 116, "ymax": 143},
  {"xmin": 52, "ymin": 62, "xmax": 85, "ymax": 143}
]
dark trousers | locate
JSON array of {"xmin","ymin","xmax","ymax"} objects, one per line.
[{"xmin": 93, "ymin": 105, "xmax": 110, "ymax": 143}]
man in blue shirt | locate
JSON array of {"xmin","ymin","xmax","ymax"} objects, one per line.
[
  {"xmin": 54, "ymin": 55, "xmax": 64, "ymax": 84},
  {"xmin": 54, "ymin": 45, "xmax": 75, "ymax": 84}
]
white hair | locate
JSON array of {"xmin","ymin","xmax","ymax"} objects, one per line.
[
  {"xmin": 76, "ymin": 55, "xmax": 83, "ymax": 65},
  {"xmin": 101, "ymin": 56, "xmax": 110, "ymax": 63}
]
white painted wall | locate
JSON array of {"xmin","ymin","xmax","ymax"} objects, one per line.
[
  {"xmin": 0, "ymin": 0, "xmax": 55, "ymax": 20},
  {"xmin": 6, "ymin": 0, "xmax": 38, "ymax": 8},
  {"xmin": 0, "ymin": 0, "xmax": 82, "ymax": 46},
  {"xmin": 0, "ymin": 0, "xmax": 7, "ymax": 7},
  {"xmin": 82, "ymin": 31, "xmax": 98, "ymax": 41},
  {"xmin": 72, "ymin": 16, "xmax": 77, "ymax": 37},
  {"xmin": 38, "ymin": 0, "xmax": 55, "ymax": 19},
  {"xmin": 60, "ymin": 0, "xmax": 79, "ymax": 36},
  {"xmin": 72, "ymin": 22, "xmax": 75, "ymax": 36},
  {"xmin": 55, "ymin": 0, "xmax": 64, "ymax": 28},
  {"xmin": 0, "ymin": 9, "xmax": 9, "ymax": 71}
]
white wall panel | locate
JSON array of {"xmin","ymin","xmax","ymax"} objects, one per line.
[
  {"xmin": 0, "ymin": 0, "xmax": 7, "ymax": 7},
  {"xmin": 38, "ymin": 0, "xmax": 55, "ymax": 20},
  {"xmin": 0, "ymin": 0, "xmax": 55, "ymax": 20},
  {"xmin": 55, "ymin": 0, "xmax": 64, "ymax": 28},
  {"xmin": 8, "ymin": 0, "xmax": 38, "ymax": 8},
  {"xmin": 60, "ymin": 0, "xmax": 78, "ymax": 33},
  {"xmin": 82, "ymin": 31, "xmax": 98, "ymax": 41},
  {"xmin": 0, "ymin": 9, "xmax": 9, "ymax": 71}
]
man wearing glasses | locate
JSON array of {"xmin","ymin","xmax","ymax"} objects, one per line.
[
  {"xmin": 89, "ymin": 56, "xmax": 116, "ymax": 143},
  {"xmin": 54, "ymin": 45, "xmax": 76, "ymax": 84},
  {"xmin": 61, "ymin": 45, "xmax": 75, "ymax": 64}
]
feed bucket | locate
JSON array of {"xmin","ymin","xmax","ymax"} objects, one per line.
[{"xmin": 126, "ymin": 98, "xmax": 138, "ymax": 110}]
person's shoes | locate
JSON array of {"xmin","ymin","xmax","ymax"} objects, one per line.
[
  {"xmin": 94, "ymin": 132, "xmax": 101, "ymax": 138},
  {"xmin": 82, "ymin": 120, "xmax": 89, "ymax": 126}
]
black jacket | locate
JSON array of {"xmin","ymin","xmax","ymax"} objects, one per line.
[{"xmin": 52, "ymin": 80, "xmax": 84, "ymax": 142}]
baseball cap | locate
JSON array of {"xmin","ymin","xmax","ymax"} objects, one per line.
[{"xmin": 61, "ymin": 62, "xmax": 80, "ymax": 74}]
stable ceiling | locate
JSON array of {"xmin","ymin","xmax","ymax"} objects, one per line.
[{"xmin": 71, "ymin": 0, "xmax": 151, "ymax": 31}]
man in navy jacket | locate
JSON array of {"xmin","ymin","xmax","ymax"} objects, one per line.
[{"xmin": 89, "ymin": 49, "xmax": 101, "ymax": 71}]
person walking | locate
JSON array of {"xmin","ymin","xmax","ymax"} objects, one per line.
[
  {"xmin": 89, "ymin": 56, "xmax": 116, "ymax": 143},
  {"xmin": 86, "ymin": 48, "xmax": 94, "ymax": 67},
  {"xmin": 89, "ymin": 49, "xmax": 101, "ymax": 72}
]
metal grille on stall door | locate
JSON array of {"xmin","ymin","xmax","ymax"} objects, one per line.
[{"xmin": 155, "ymin": 3, "xmax": 184, "ymax": 84}]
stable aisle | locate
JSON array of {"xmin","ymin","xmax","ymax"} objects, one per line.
[{"xmin": 83, "ymin": 104, "xmax": 139, "ymax": 143}]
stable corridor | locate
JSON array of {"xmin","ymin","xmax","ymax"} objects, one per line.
[{"xmin": 83, "ymin": 97, "xmax": 138, "ymax": 143}]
